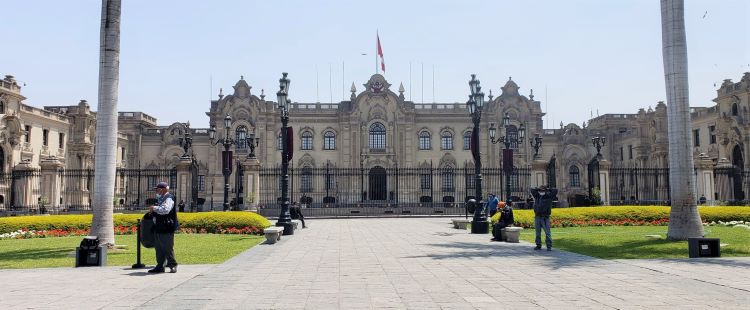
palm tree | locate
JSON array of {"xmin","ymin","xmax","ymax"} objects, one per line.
[
  {"xmin": 91, "ymin": 0, "xmax": 122, "ymax": 246},
  {"xmin": 660, "ymin": 0, "xmax": 703, "ymax": 240}
]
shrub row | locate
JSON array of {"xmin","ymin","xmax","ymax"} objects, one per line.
[
  {"xmin": 490, "ymin": 206, "xmax": 750, "ymax": 228},
  {"xmin": 0, "ymin": 212, "xmax": 272, "ymax": 234}
]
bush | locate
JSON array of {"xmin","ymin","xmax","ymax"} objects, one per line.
[
  {"xmin": 489, "ymin": 206, "xmax": 750, "ymax": 228},
  {"xmin": 0, "ymin": 212, "xmax": 272, "ymax": 235}
]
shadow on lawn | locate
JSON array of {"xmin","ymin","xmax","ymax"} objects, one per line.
[{"xmin": 0, "ymin": 248, "xmax": 72, "ymax": 267}]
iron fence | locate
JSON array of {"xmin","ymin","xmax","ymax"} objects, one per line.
[
  {"xmin": 0, "ymin": 168, "xmax": 176, "ymax": 216},
  {"xmin": 608, "ymin": 167, "xmax": 671, "ymax": 205},
  {"xmin": 257, "ymin": 166, "xmax": 532, "ymax": 218}
]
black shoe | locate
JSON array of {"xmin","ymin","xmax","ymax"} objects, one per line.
[
  {"xmin": 547, "ymin": 247, "xmax": 552, "ymax": 251},
  {"xmin": 169, "ymin": 266, "xmax": 177, "ymax": 273},
  {"xmin": 490, "ymin": 238, "xmax": 499, "ymax": 241},
  {"xmin": 148, "ymin": 268, "xmax": 165, "ymax": 273},
  {"xmin": 534, "ymin": 246, "xmax": 542, "ymax": 250}
]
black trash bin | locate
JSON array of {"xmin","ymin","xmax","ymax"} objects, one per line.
[
  {"xmin": 688, "ymin": 237, "xmax": 720, "ymax": 258},
  {"xmin": 75, "ymin": 236, "xmax": 107, "ymax": 267}
]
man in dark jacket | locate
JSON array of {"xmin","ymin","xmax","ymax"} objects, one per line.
[
  {"xmin": 491, "ymin": 201, "xmax": 514, "ymax": 241},
  {"xmin": 148, "ymin": 182, "xmax": 178, "ymax": 273},
  {"xmin": 531, "ymin": 185, "xmax": 557, "ymax": 251}
]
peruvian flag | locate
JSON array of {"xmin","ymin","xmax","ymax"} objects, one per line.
[{"xmin": 377, "ymin": 33, "xmax": 385, "ymax": 73}]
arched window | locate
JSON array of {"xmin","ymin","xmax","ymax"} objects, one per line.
[
  {"xmin": 323, "ymin": 131, "xmax": 336, "ymax": 150},
  {"xmin": 507, "ymin": 125, "xmax": 519, "ymax": 149},
  {"xmin": 0, "ymin": 101, "xmax": 5, "ymax": 114},
  {"xmin": 463, "ymin": 131, "xmax": 472, "ymax": 150},
  {"xmin": 277, "ymin": 132, "xmax": 283, "ymax": 150},
  {"xmin": 569, "ymin": 166, "xmax": 580, "ymax": 188},
  {"xmin": 732, "ymin": 103, "xmax": 739, "ymax": 116},
  {"xmin": 301, "ymin": 131, "xmax": 313, "ymax": 150},
  {"xmin": 235, "ymin": 126, "xmax": 248, "ymax": 150},
  {"xmin": 301, "ymin": 166, "xmax": 313, "ymax": 192},
  {"xmin": 441, "ymin": 131, "xmax": 454, "ymax": 150},
  {"xmin": 369, "ymin": 122, "xmax": 386, "ymax": 150},
  {"xmin": 418, "ymin": 131, "xmax": 431, "ymax": 150},
  {"xmin": 441, "ymin": 167, "xmax": 455, "ymax": 192}
]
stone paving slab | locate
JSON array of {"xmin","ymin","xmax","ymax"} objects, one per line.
[{"xmin": 1, "ymin": 218, "xmax": 749, "ymax": 309}]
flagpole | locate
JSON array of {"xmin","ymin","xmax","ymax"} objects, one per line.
[
  {"xmin": 342, "ymin": 61, "xmax": 345, "ymax": 101},
  {"xmin": 432, "ymin": 64, "xmax": 435, "ymax": 103},
  {"xmin": 375, "ymin": 31, "xmax": 379, "ymax": 75},
  {"xmin": 409, "ymin": 62, "xmax": 412, "ymax": 101},
  {"xmin": 421, "ymin": 62, "xmax": 424, "ymax": 104}
]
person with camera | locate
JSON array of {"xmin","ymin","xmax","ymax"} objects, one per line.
[{"xmin": 148, "ymin": 182, "xmax": 179, "ymax": 273}]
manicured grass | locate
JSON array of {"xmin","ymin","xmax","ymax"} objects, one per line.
[
  {"xmin": 519, "ymin": 226, "xmax": 750, "ymax": 259},
  {"xmin": 0, "ymin": 234, "xmax": 265, "ymax": 269}
]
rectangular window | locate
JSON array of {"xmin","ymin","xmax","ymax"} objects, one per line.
[
  {"xmin": 420, "ymin": 174, "xmax": 432, "ymax": 189},
  {"xmin": 324, "ymin": 133, "xmax": 336, "ymax": 150},
  {"xmin": 709, "ymin": 125, "xmax": 716, "ymax": 144},
  {"xmin": 42, "ymin": 129, "xmax": 49, "ymax": 146},
  {"xmin": 58, "ymin": 133, "xmax": 65, "ymax": 149},
  {"xmin": 463, "ymin": 132, "xmax": 471, "ymax": 150},
  {"xmin": 121, "ymin": 147, "xmax": 126, "ymax": 160},
  {"xmin": 619, "ymin": 147, "xmax": 624, "ymax": 161},
  {"xmin": 419, "ymin": 135, "xmax": 430, "ymax": 150},
  {"xmin": 301, "ymin": 136, "xmax": 313, "ymax": 150},
  {"xmin": 24, "ymin": 125, "xmax": 31, "ymax": 143},
  {"xmin": 628, "ymin": 145, "xmax": 633, "ymax": 159},
  {"xmin": 441, "ymin": 171, "xmax": 455, "ymax": 192},
  {"xmin": 198, "ymin": 175, "xmax": 206, "ymax": 191},
  {"xmin": 147, "ymin": 176, "xmax": 157, "ymax": 190},
  {"xmin": 465, "ymin": 173, "xmax": 475, "ymax": 189},
  {"xmin": 441, "ymin": 135, "xmax": 453, "ymax": 150},
  {"xmin": 693, "ymin": 129, "xmax": 700, "ymax": 147},
  {"xmin": 325, "ymin": 174, "xmax": 335, "ymax": 190}
]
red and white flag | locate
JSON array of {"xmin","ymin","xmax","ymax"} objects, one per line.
[{"xmin": 377, "ymin": 33, "xmax": 385, "ymax": 73}]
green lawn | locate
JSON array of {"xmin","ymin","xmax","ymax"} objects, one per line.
[
  {"xmin": 0, "ymin": 234, "xmax": 265, "ymax": 269},
  {"xmin": 519, "ymin": 226, "xmax": 750, "ymax": 259}
]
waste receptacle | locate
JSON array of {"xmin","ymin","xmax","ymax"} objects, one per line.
[
  {"xmin": 688, "ymin": 237, "xmax": 720, "ymax": 258},
  {"xmin": 75, "ymin": 236, "xmax": 107, "ymax": 267}
]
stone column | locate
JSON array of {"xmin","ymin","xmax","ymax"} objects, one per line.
[
  {"xmin": 12, "ymin": 161, "xmax": 36, "ymax": 211},
  {"xmin": 174, "ymin": 157, "xmax": 193, "ymax": 210},
  {"xmin": 694, "ymin": 153, "xmax": 715, "ymax": 205},
  {"xmin": 598, "ymin": 159, "xmax": 612, "ymax": 205},
  {"xmin": 714, "ymin": 158, "xmax": 733, "ymax": 201},
  {"xmin": 39, "ymin": 157, "xmax": 64, "ymax": 213},
  {"xmin": 240, "ymin": 157, "xmax": 261, "ymax": 212},
  {"xmin": 530, "ymin": 159, "xmax": 547, "ymax": 188}
]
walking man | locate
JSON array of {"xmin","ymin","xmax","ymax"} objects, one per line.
[
  {"xmin": 148, "ymin": 181, "xmax": 179, "ymax": 273},
  {"xmin": 531, "ymin": 185, "xmax": 557, "ymax": 251}
]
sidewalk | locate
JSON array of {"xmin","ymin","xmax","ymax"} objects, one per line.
[{"xmin": 1, "ymin": 218, "xmax": 749, "ymax": 309}]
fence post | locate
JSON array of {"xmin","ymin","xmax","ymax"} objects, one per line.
[
  {"xmin": 174, "ymin": 157, "xmax": 193, "ymax": 211},
  {"xmin": 12, "ymin": 161, "xmax": 37, "ymax": 213},
  {"xmin": 598, "ymin": 159, "xmax": 612, "ymax": 205},
  {"xmin": 240, "ymin": 157, "xmax": 261, "ymax": 212},
  {"xmin": 39, "ymin": 157, "xmax": 64, "ymax": 214},
  {"xmin": 695, "ymin": 153, "xmax": 715, "ymax": 205}
]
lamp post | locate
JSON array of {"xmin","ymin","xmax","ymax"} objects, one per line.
[
  {"xmin": 276, "ymin": 72, "xmax": 294, "ymax": 235},
  {"xmin": 466, "ymin": 74, "xmax": 488, "ymax": 234},
  {"xmin": 530, "ymin": 133, "xmax": 543, "ymax": 159},
  {"xmin": 489, "ymin": 112, "xmax": 526, "ymax": 205},
  {"xmin": 591, "ymin": 135, "xmax": 606, "ymax": 158},
  {"xmin": 360, "ymin": 153, "xmax": 366, "ymax": 203},
  {"xmin": 247, "ymin": 131, "xmax": 260, "ymax": 159},
  {"xmin": 209, "ymin": 115, "xmax": 237, "ymax": 211}
]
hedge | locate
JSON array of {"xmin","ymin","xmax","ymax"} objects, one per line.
[
  {"xmin": 0, "ymin": 212, "xmax": 271, "ymax": 234},
  {"xmin": 490, "ymin": 206, "xmax": 750, "ymax": 228}
]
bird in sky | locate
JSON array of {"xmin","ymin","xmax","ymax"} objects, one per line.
[{"xmin": 702, "ymin": 11, "xmax": 708, "ymax": 18}]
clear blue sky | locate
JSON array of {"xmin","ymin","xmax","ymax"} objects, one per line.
[{"xmin": 3, "ymin": 0, "xmax": 748, "ymax": 128}]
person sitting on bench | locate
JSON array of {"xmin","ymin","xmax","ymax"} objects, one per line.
[{"xmin": 491, "ymin": 201, "xmax": 515, "ymax": 241}]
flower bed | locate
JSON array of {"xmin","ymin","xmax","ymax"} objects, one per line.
[
  {"xmin": 490, "ymin": 206, "xmax": 750, "ymax": 228},
  {"xmin": 0, "ymin": 212, "xmax": 271, "ymax": 239}
]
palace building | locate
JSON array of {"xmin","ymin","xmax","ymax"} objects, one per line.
[{"xmin": 1, "ymin": 72, "xmax": 749, "ymax": 213}]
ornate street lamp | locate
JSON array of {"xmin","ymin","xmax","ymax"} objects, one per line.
[
  {"xmin": 591, "ymin": 135, "xmax": 606, "ymax": 158},
  {"xmin": 276, "ymin": 72, "xmax": 294, "ymax": 235},
  {"xmin": 466, "ymin": 74, "xmax": 488, "ymax": 234},
  {"xmin": 530, "ymin": 133, "xmax": 543, "ymax": 159},
  {"xmin": 247, "ymin": 131, "xmax": 260, "ymax": 159},
  {"xmin": 209, "ymin": 115, "xmax": 237, "ymax": 211},
  {"xmin": 489, "ymin": 112, "xmax": 526, "ymax": 205}
]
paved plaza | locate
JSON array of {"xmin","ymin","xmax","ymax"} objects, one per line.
[{"xmin": 1, "ymin": 217, "xmax": 749, "ymax": 309}]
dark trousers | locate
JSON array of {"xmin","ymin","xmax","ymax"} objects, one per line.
[
  {"xmin": 298, "ymin": 212, "xmax": 306, "ymax": 228},
  {"xmin": 154, "ymin": 232, "xmax": 177, "ymax": 268}
]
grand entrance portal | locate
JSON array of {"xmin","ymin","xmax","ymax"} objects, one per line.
[{"xmin": 368, "ymin": 166, "xmax": 387, "ymax": 200}]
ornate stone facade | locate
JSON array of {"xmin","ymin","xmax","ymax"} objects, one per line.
[{"xmin": 2, "ymin": 72, "xmax": 749, "ymax": 206}]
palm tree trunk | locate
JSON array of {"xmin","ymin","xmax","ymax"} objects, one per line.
[
  {"xmin": 91, "ymin": 0, "xmax": 121, "ymax": 246},
  {"xmin": 661, "ymin": 0, "xmax": 704, "ymax": 240}
]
